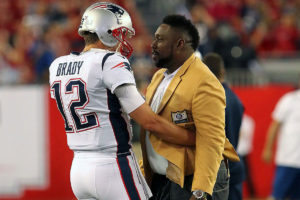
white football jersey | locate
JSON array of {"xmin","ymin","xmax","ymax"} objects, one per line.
[{"xmin": 49, "ymin": 48, "xmax": 136, "ymax": 154}]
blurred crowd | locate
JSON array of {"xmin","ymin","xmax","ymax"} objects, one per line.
[
  {"xmin": 0, "ymin": 0, "xmax": 151, "ymax": 85},
  {"xmin": 177, "ymin": 0, "xmax": 300, "ymax": 71},
  {"xmin": 0, "ymin": 0, "xmax": 299, "ymax": 87}
]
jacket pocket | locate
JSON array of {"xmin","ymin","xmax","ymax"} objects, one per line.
[{"xmin": 177, "ymin": 122, "xmax": 195, "ymax": 132}]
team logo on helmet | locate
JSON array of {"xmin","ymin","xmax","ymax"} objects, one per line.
[
  {"xmin": 91, "ymin": 3, "xmax": 125, "ymax": 24},
  {"xmin": 106, "ymin": 4, "xmax": 125, "ymax": 24},
  {"xmin": 106, "ymin": 4, "xmax": 124, "ymax": 18}
]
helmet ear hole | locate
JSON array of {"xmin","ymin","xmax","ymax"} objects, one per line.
[{"xmin": 107, "ymin": 30, "xmax": 112, "ymax": 34}]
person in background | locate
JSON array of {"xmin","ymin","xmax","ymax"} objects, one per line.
[
  {"xmin": 262, "ymin": 78, "xmax": 300, "ymax": 200},
  {"xmin": 140, "ymin": 15, "xmax": 240, "ymax": 200},
  {"xmin": 49, "ymin": 3, "xmax": 195, "ymax": 199},
  {"xmin": 203, "ymin": 53, "xmax": 245, "ymax": 200},
  {"xmin": 237, "ymin": 114, "xmax": 256, "ymax": 198}
]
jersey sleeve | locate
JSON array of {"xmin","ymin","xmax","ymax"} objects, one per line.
[
  {"xmin": 114, "ymin": 84, "xmax": 145, "ymax": 114},
  {"xmin": 102, "ymin": 54, "xmax": 136, "ymax": 93},
  {"xmin": 49, "ymin": 59, "xmax": 58, "ymax": 99},
  {"xmin": 272, "ymin": 93, "xmax": 291, "ymax": 122}
]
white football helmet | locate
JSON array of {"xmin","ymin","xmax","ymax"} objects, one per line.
[{"xmin": 78, "ymin": 2, "xmax": 135, "ymax": 58}]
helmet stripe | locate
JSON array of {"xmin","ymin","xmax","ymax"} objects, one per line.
[{"xmin": 91, "ymin": 5, "xmax": 107, "ymax": 10}]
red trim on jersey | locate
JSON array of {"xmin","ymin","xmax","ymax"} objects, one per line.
[
  {"xmin": 107, "ymin": 91, "xmax": 118, "ymax": 157},
  {"xmin": 126, "ymin": 157, "xmax": 142, "ymax": 200},
  {"xmin": 116, "ymin": 158, "xmax": 131, "ymax": 199},
  {"xmin": 50, "ymin": 80, "xmax": 74, "ymax": 133},
  {"xmin": 106, "ymin": 89, "xmax": 131, "ymax": 154},
  {"xmin": 111, "ymin": 62, "xmax": 125, "ymax": 69},
  {"xmin": 65, "ymin": 78, "xmax": 100, "ymax": 133}
]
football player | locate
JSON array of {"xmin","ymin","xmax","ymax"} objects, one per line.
[{"xmin": 49, "ymin": 2, "xmax": 195, "ymax": 200}]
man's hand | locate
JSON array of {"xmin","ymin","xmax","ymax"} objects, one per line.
[{"xmin": 130, "ymin": 103, "xmax": 195, "ymax": 145}]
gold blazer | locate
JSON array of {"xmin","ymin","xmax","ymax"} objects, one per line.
[{"xmin": 142, "ymin": 54, "xmax": 239, "ymax": 195}]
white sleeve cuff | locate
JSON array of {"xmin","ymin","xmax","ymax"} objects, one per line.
[{"xmin": 114, "ymin": 84, "xmax": 145, "ymax": 114}]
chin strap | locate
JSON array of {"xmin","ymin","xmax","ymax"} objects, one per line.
[{"xmin": 111, "ymin": 27, "xmax": 134, "ymax": 58}]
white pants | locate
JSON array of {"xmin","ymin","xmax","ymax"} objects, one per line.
[{"xmin": 70, "ymin": 151, "xmax": 152, "ymax": 200}]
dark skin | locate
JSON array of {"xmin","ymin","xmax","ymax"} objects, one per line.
[
  {"xmin": 150, "ymin": 24, "xmax": 203, "ymax": 200},
  {"xmin": 151, "ymin": 24, "xmax": 195, "ymax": 73}
]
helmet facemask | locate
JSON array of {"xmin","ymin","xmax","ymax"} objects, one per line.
[{"xmin": 111, "ymin": 26, "xmax": 135, "ymax": 58}]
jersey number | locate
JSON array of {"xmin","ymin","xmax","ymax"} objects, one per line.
[{"xmin": 51, "ymin": 79, "xmax": 99, "ymax": 133}]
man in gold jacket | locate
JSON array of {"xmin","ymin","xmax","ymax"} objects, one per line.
[{"xmin": 140, "ymin": 15, "xmax": 239, "ymax": 200}]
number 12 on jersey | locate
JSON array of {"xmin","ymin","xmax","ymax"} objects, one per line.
[{"xmin": 51, "ymin": 79, "xmax": 100, "ymax": 133}]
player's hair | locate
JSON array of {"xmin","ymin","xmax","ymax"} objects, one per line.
[
  {"xmin": 202, "ymin": 53, "xmax": 225, "ymax": 80},
  {"xmin": 162, "ymin": 15, "xmax": 199, "ymax": 51},
  {"xmin": 81, "ymin": 31, "xmax": 99, "ymax": 45}
]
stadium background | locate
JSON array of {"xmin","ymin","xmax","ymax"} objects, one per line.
[{"xmin": 0, "ymin": 0, "xmax": 299, "ymax": 199}]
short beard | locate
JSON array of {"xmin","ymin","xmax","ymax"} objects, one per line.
[{"xmin": 155, "ymin": 53, "xmax": 173, "ymax": 68}]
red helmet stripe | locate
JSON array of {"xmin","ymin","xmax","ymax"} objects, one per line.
[{"xmin": 91, "ymin": 5, "xmax": 107, "ymax": 10}]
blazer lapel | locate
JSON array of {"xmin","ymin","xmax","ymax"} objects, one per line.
[
  {"xmin": 156, "ymin": 76, "xmax": 181, "ymax": 114},
  {"xmin": 146, "ymin": 71, "xmax": 165, "ymax": 105},
  {"xmin": 156, "ymin": 54, "xmax": 196, "ymax": 114}
]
